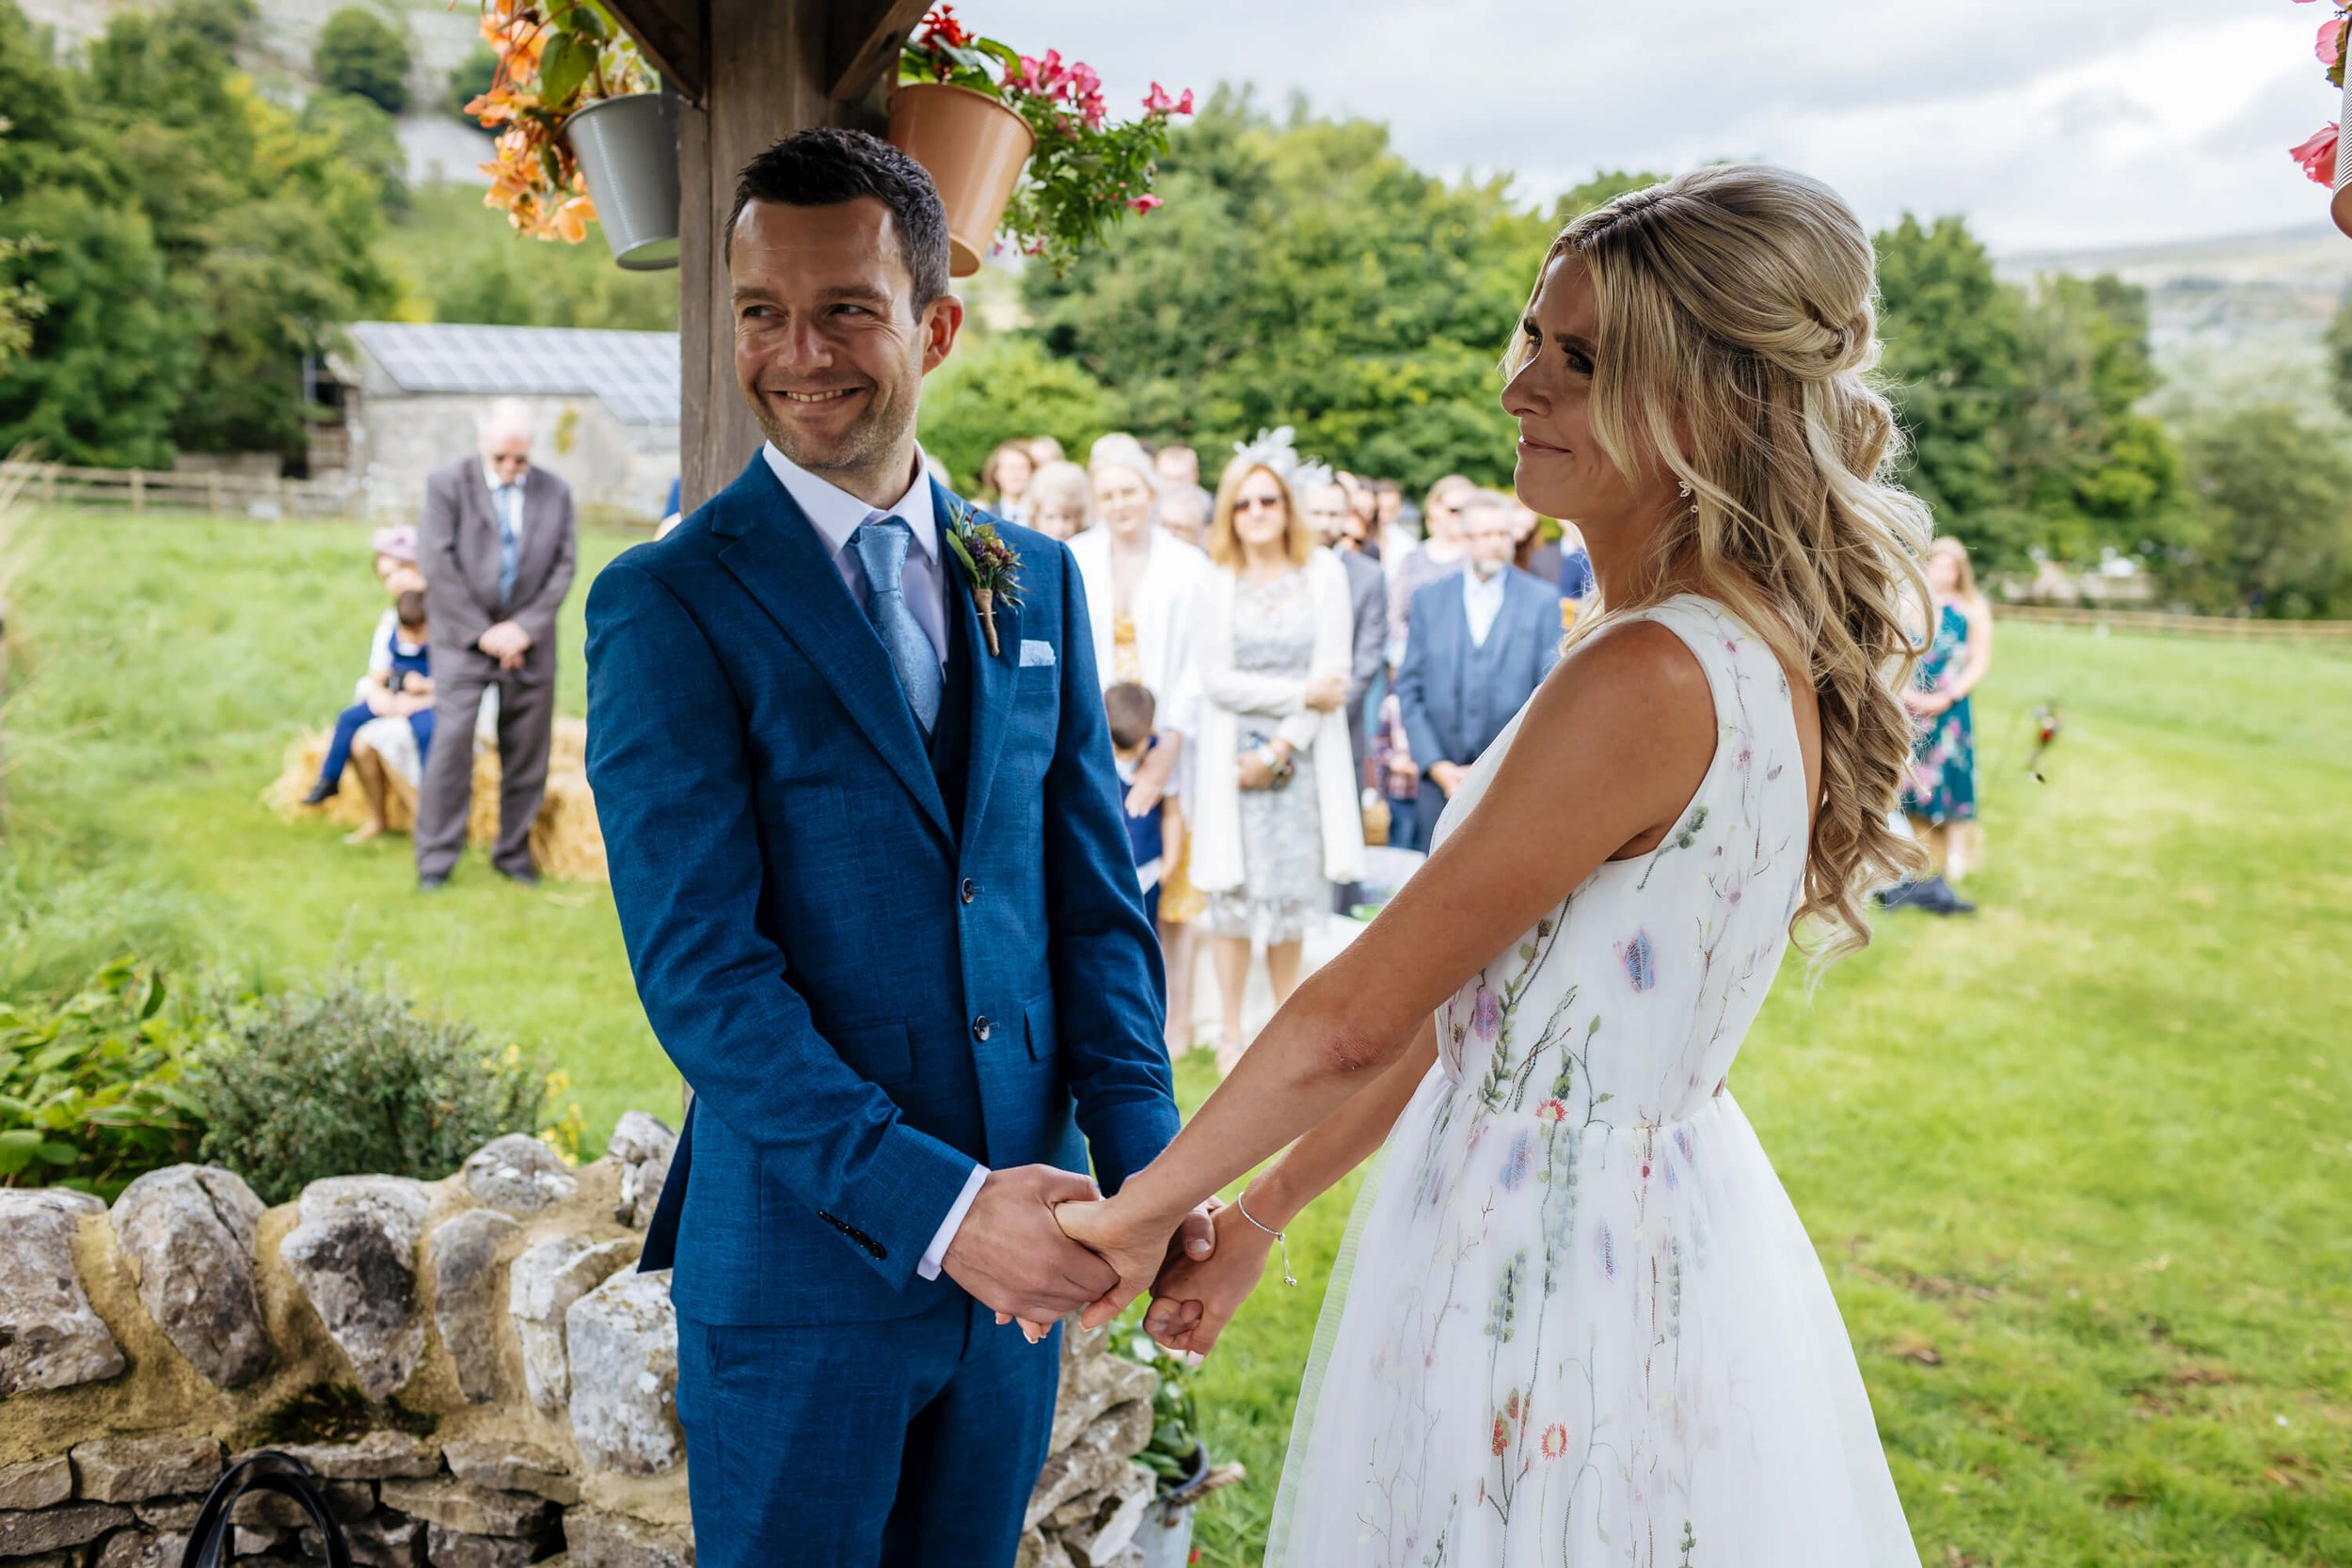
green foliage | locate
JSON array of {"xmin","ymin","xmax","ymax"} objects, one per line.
[
  {"xmin": 314, "ymin": 7, "xmax": 411, "ymax": 115},
  {"xmin": 2326, "ymin": 289, "xmax": 2352, "ymax": 421},
  {"xmin": 2169, "ymin": 404, "xmax": 2352, "ymax": 617},
  {"xmin": 382, "ymin": 183, "xmax": 676, "ymax": 331},
  {"xmin": 302, "ymin": 89, "xmax": 408, "ymax": 216},
  {"xmin": 446, "ymin": 41, "xmax": 501, "ymax": 122},
  {"xmin": 1122, "ymin": 1328, "xmax": 1207, "ymax": 1484},
  {"xmin": 1024, "ymin": 90, "xmax": 1553, "ymax": 494},
  {"xmin": 919, "ymin": 332, "xmax": 1120, "ymax": 492},
  {"xmin": 1550, "ymin": 167, "xmax": 1668, "ymax": 224},
  {"xmin": 0, "ymin": 958, "xmax": 206, "ymax": 1199},
  {"xmin": 192, "ymin": 968, "xmax": 557, "ymax": 1205}
]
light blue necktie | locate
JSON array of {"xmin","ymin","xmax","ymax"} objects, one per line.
[
  {"xmin": 495, "ymin": 483, "xmax": 521, "ymax": 606},
  {"xmin": 849, "ymin": 515, "xmax": 942, "ymax": 735}
]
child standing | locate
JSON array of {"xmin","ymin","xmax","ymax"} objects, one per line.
[{"xmin": 1104, "ymin": 682, "xmax": 1182, "ymax": 928}]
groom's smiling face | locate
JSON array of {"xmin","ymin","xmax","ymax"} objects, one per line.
[{"xmin": 729, "ymin": 196, "xmax": 962, "ymax": 493}]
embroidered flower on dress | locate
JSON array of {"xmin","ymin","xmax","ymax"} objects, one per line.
[
  {"xmin": 1470, "ymin": 982, "xmax": 1502, "ymax": 1041},
  {"xmin": 1491, "ymin": 1416, "xmax": 1509, "ymax": 1456},
  {"xmin": 1499, "ymin": 1129, "xmax": 1534, "ymax": 1191},
  {"xmin": 1615, "ymin": 929, "xmax": 1657, "ymax": 992},
  {"xmin": 1595, "ymin": 1219, "xmax": 1618, "ymax": 1280},
  {"xmin": 1542, "ymin": 1423, "xmax": 1570, "ymax": 1459},
  {"xmin": 1536, "ymin": 1098, "xmax": 1567, "ymax": 1123}
]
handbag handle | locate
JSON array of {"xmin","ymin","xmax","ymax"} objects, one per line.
[{"xmin": 179, "ymin": 1451, "xmax": 354, "ymax": 1568}]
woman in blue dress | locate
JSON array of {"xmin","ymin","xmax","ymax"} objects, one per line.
[{"xmin": 1901, "ymin": 536, "xmax": 1993, "ymax": 891}]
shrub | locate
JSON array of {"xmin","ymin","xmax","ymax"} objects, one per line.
[
  {"xmin": 314, "ymin": 7, "xmax": 411, "ymax": 115},
  {"xmin": 0, "ymin": 958, "xmax": 207, "ymax": 1200},
  {"xmin": 194, "ymin": 969, "xmax": 564, "ymax": 1205}
]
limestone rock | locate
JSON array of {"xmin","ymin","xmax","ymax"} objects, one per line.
[
  {"xmin": 268, "ymin": 1430, "xmax": 441, "ymax": 1480},
  {"xmin": 562, "ymin": 1507, "xmax": 694, "ymax": 1568},
  {"xmin": 441, "ymin": 1439, "xmax": 579, "ymax": 1506},
  {"xmin": 234, "ymin": 1523, "xmax": 287, "ymax": 1555},
  {"xmin": 605, "ymin": 1112, "xmax": 675, "ymax": 1229},
  {"xmin": 108, "ymin": 1164, "xmax": 271, "ymax": 1388},
  {"xmin": 279, "ymin": 1176, "xmax": 432, "ymax": 1401},
  {"xmin": 230, "ymin": 1479, "xmax": 374, "ymax": 1527},
  {"xmin": 0, "ymin": 1501, "xmax": 135, "ymax": 1555},
  {"xmin": 96, "ymin": 1528, "xmax": 189, "ymax": 1568},
  {"xmin": 71, "ymin": 1435, "xmax": 223, "ymax": 1502},
  {"xmin": 304, "ymin": 1514, "xmax": 425, "ymax": 1568},
  {"xmin": 1058, "ymin": 1462, "xmax": 1155, "ymax": 1565},
  {"xmin": 1048, "ymin": 1346, "xmax": 1156, "ymax": 1450},
  {"xmin": 134, "ymin": 1496, "xmax": 207, "ymax": 1528},
  {"xmin": 507, "ymin": 1234, "xmax": 639, "ymax": 1413},
  {"xmin": 1081, "ymin": 1400, "xmax": 1155, "ymax": 1464},
  {"xmin": 0, "ymin": 1454, "xmax": 72, "ymax": 1510},
  {"xmin": 425, "ymin": 1520, "xmax": 550, "ymax": 1568},
  {"xmin": 564, "ymin": 1268, "xmax": 681, "ymax": 1476},
  {"xmin": 461, "ymin": 1133, "xmax": 579, "ymax": 1214},
  {"xmin": 0, "ymin": 1189, "xmax": 125, "ymax": 1394},
  {"xmin": 428, "ymin": 1208, "xmax": 523, "ymax": 1402},
  {"xmin": 1023, "ymin": 1444, "xmax": 1131, "ymax": 1533},
  {"xmin": 379, "ymin": 1477, "xmax": 556, "ymax": 1539},
  {"xmin": 8, "ymin": 1552, "xmax": 83, "ymax": 1568}
]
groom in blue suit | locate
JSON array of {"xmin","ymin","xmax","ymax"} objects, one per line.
[{"xmin": 584, "ymin": 130, "xmax": 1198, "ymax": 1566}]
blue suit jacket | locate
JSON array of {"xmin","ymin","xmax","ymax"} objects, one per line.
[
  {"xmin": 584, "ymin": 455, "xmax": 1179, "ymax": 1325},
  {"xmin": 1394, "ymin": 565, "xmax": 1565, "ymax": 776}
]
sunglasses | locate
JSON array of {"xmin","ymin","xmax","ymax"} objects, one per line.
[{"xmin": 1235, "ymin": 494, "xmax": 1285, "ymax": 515}]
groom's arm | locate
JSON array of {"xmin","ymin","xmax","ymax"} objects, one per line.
[
  {"xmin": 1042, "ymin": 548, "xmax": 1182, "ymax": 1192},
  {"xmin": 585, "ymin": 558, "xmax": 975, "ymax": 1289}
]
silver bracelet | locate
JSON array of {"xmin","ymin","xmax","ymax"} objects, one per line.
[{"xmin": 1234, "ymin": 1192, "xmax": 1297, "ymax": 1288}]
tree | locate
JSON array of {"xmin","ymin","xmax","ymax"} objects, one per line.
[
  {"xmin": 2172, "ymin": 406, "xmax": 2352, "ymax": 617},
  {"xmin": 1551, "ymin": 168, "xmax": 1668, "ymax": 226},
  {"xmin": 314, "ymin": 7, "xmax": 410, "ymax": 115},
  {"xmin": 917, "ymin": 333, "xmax": 1121, "ymax": 493},
  {"xmin": 2326, "ymin": 289, "xmax": 2352, "ymax": 420}
]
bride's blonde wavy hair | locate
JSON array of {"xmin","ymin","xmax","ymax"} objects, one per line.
[{"xmin": 1510, "ymin": 163, "xmax": 1932, "ymax": 959}]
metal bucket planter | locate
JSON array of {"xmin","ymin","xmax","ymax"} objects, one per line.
[
  {"xmin": 564, "ymin": 91, "xmax": 681, "ymax": 270},
  {"xmin": 887, "ymin": 82, "xmax": 1036, "ymax": 277},
  {"xmin": 1131, "ymin": 1445, "xmax": 1208, "ymax": 1568}
]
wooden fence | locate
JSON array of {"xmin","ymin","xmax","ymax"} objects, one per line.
[
  {"xmin": 1993, "ymin": 603, "xmax": 2352, "ymax": 643},
  {"xmin": 1, "ymin": 460, "xmax": 358, "ymax": 519}
]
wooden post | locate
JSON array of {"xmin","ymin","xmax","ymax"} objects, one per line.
[
  {"xmin": 208, "ymin": 471, "xmax": 222, "ymax": 515},
  {"xmin": 130, "ymin": 468, "xmax": 145, "ymax": 515}
]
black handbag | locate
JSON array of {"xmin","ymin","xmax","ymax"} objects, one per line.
[{"xmin": 178, "ymin": 1451, "xmax": 354, "ymax": 1568}]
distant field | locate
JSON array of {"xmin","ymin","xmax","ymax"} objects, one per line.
[{"xmin": 6, "ymin": 514, "xmax": 2346, "ymax": 1566}]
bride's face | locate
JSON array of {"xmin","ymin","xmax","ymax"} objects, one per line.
[{"xmin": 1502, "ymin": 254, "xmax": 1668, "ymax": 537}]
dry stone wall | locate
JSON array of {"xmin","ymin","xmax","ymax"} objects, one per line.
[{"xmin": 0, "ymin": 1116, "xmax": 1161, "ymax": 1567}]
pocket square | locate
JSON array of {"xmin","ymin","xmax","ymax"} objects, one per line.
[{"xmin": 1019, "ymin": 639, "xmax": 1057, "ymax": 668}]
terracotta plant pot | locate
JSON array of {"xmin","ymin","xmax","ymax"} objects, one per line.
[
  {"xmin": 2336, "ymin": 75, "xmax": 2352, "ymax": 239},
  {"xmin": 888, "ymin": 83, "xmax": 1036, "ymax": 277}
]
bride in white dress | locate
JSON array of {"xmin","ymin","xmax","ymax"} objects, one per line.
[{"xmin": 1057, "ymin": 164, "xmax": 1933, "ymax": 1565}]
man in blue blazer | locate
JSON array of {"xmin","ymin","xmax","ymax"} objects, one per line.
[
  {"xmin": 584, "ymin": 130, "xmax": 1199, "ymax": 1566},
  {"xmin": 1392, "ymin": 489, "xmax": 1565, "ymax": 846}
]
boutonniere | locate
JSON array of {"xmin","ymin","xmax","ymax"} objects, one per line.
[{"xmin": 943, "ymin": 501, "xmax": 1023, "ymax": 657}]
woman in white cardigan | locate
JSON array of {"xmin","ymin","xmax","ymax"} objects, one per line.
[
  {"xmin": 1190, "ymin": 446, "xmax": 1366, "ymax": 1073},
  {"xmin": 1071, "ymin": 435, "xmax": 1213, "ymax": 1053}
]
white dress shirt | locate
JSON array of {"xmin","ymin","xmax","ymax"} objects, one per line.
[
  {"xmin": 761, "ymin": 441, "xmax": 947, "ymax": 671},
  {"xmin": 760, "ymin": 441, "xmax": 979, "ymax": 1280},
  {"xmin": 1464, "ymin": 563, "xmax": 1507, "ymax": 648},
  {"xmin": 481, "ymin": 462, "xmax": 528, "ymax": 550}
]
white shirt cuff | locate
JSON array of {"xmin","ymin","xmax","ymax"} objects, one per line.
[{"xmin": 917, "ymin": 1164, "xmax": 990, "ymax": 1281}]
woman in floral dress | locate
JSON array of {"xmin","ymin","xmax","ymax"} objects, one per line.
[
  {"xmin": 1057, "ymin": 166, "xmax": 1934, "ymax": 1566},
  {"xmin": 1900, "ymin": 536, "xmax": 1994, "ymax": 888}
]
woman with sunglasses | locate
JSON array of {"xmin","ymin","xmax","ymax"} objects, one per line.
[{"xmin": 1186, "ymin": 434, "xmax": 1367, "ymax": 1074}]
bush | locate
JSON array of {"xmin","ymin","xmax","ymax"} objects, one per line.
[
  {"xmin": 194, "ymin": 969, "xmax": 568, "ymax": 1205},
  {"xmin": 0, "ymin": 958, "xmax": 207, "ymax": 1201},
  {"xmin": 314, "ymin": 7, "xmax": 411, "ymax": 115}
]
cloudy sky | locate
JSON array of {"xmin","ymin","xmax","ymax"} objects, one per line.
[{"xmin": 975, "ymin": 0, "xmax": 2331, "ymax": 255}]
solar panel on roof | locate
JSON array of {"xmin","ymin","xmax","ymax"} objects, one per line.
[{"xmin": 347, "ymin": 322, "xmax": 680, "ymax": 427}]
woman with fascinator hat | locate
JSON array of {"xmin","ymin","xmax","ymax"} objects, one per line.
[
  {"xmin": 1057, "ymin": 166, "xmax": 1930, "ymax": 1563},
  {"xmin": 1185, "ymin": 430, "xmax": 1366, "ymax": 1074}
]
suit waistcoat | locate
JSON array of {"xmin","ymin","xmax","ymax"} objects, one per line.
[{"xmin": 1454, "ymin": 605, "xmax": 1518, "ymax": 764}]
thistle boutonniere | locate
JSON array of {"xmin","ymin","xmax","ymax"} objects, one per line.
[{"xmin": 943, "ymin": 502, "xmax": 1023, "ymax": 657}]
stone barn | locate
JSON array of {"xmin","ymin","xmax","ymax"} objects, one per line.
[{"xmin": 332, "ymin": 323, "xmax": 682, "ymax": 527}]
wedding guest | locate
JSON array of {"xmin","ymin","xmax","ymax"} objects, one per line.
[
  {"xmin": 1512, "ymin": 500, "xmax": 1566, "ymax": 586},
  {"xmin": 1190, "ymin": 442, "xmax": 1364, "ymax": 1073},
  {"xmin": 1303, "ymin": 474, "xmax": 1387, "ymax": 806},
  {"xmin": 980, "ymin": 439, "xmax": 1036, "ymax": 523},
  {"xmin": 1159, "ymin": 483, "xmax": 1213, "ymax": 551},
  {"xmin": 1557, "ymin": 515, "xmax": 1597, "ymax": 604},
  {"xmin": 414, "ymin": 397, "xmax": 578, "ymax": 891},
  {"xmin": 1375, "ymin": 478, "xmax": 1417, "ymax": 577},
  {"xmin": 304, "ymin": 590, "xmax": 437, "ymax": 847},
  {"xmin": 1104, "ymin": 681, "xmax": 1179, "ymax": 927},
  {"xmin": 1393, "ymin": 490, "xmax": 1565, "ymax": 846},
  {"xmin": 371, "ymin": 525, "xmax": 424, "ymax": 594},
  {"xmin": 1155, "ymin": 443, "xmax": 1200, "ymax": 491},
  {"xmin": 1346, "ymin": 471, "xmax": 1380, "ymax": 544},
  {"xmin": 1900, "ymin": 535, "xmax": 1993, "ymax": 899},
  {"xmin": 1026, "ymin": 434, "xmax": 1066, "ymax": 464},
  {"xmin": 1386, "ymin": 473, "xmax": 1472, "ymax": 660},
  {"xmin": 1024, "ymin": 458, "xmax": 1091, "ymax": 541},
  {"xmin": 1074, "ymin": 433, "xmax": 1212, "ymax": 1053}
]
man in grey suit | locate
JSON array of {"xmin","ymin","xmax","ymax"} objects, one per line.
[
  {"xmin": 1393, "ymin": 489, "xmax": 1564, "ymax": 847},
  {"xmin": 1303, "ymin": 475, "xmax": 1385, "ymax": 909},
  {"xmin": 414, "ymin": 398, "xmax": 578, "ymax": 889}
]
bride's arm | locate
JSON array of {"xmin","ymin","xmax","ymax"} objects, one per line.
[{"xmin": 1058, "ymin": 617, "xmax": 1719, "ymax": 1324}]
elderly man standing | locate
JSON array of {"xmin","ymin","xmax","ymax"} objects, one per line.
[{"xmin": 414, "ymin": 398, "xmax": 578, "ymax": 890}]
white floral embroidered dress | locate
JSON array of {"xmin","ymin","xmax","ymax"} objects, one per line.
[{"xmin": 1267, "ymin": 596, "xmax": 1919, "ymax": 1568}]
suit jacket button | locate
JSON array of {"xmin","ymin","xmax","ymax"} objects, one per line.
[
  {"xmin": 972, "ymin": 1015, "xmax": 992, "ymax": 1042},
  {"xmin": 960, "ymin": 879, "xmax": 978, "ymax": 904}
]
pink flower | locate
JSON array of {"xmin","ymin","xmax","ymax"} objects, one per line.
[
  {"xmin": 1541, "ymin": 1423, "xmax": 1570, "ymax": 1460},
  {"xmin": 1129, "ymin": 193, "xmax": 1162, "ymax": 214},
  {"xmin": 2293, "ymin": 123, "xmax": 2340, "ymax": 186},
  {"xmin": 2322, "ymin": 16, "xmax": 2348, "ymax": 66},
  {"xmin": 1491, "ymin": 1416, "xmax": 1509, "ymax": 1456},
  {"xmin": 1177, "ymin": 87, "xmax": 1195, "ymax": 115},
  {"xmin": 1535, "ymin": 1098, "xmax": 1567, "ymax": 1123},
  {"xmin": 1470, "ymin": 982, "xmax": 1502, "ymax": 1041}
]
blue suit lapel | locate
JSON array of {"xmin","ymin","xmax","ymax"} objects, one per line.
[
  {"xmin": 712, "ymin": 457, "xmax": 953, "ymax": 847},
  {"xmin": 936, "ymin": 477, "xmax": 1021, "ymax": 848}
]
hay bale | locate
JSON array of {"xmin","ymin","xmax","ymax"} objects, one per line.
[{"xmin": 263, "ymin": 717, "xmax": 606, "ymax": 882}]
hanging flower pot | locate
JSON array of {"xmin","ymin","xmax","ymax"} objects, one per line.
[
  {"xmin": 564, "ymin": 92, "xmax": 681, "ymax": 270},
  {"xmin": 887, "ymin": 82, "xmax": 1036, "ymax": 277},
  {"xmin": 2336, "ymin": 71, "xmax": 2352, "ymax": 238}
]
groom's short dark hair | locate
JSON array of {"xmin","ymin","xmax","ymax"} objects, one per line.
[{"xmin": 727, "ymin": 128, "xmax": 951, "ymax": 309}]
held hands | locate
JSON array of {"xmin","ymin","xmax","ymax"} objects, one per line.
[
  {"xmin": 940, "ymin": 1165, "xmax": 1120, "ymax": 1334},
  {"xmin": 1138, "ymin": 1198, "xmax": 1276, "ymax": 1355},
  {"xmin": 1049, "ymin": 1194, "xmax": 1219, "ymax": 1335},
  {"xmin": 478, "ymin": 621, "xmax": 532, "ymax": 670}
]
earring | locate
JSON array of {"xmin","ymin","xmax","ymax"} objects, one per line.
[{"xmin": 1676, "ymin": 479, "xmax": 1698, "ymax": 515}]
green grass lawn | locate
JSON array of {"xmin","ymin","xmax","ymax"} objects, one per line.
[{"xmin": 6, "ymin": 513, "xmax": 2348, "ymax": 1566}]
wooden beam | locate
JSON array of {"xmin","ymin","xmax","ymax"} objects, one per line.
[
  {"xmin": 824, "ymin": 0, "xmax": 929, "ymax": 103},
  {"xmin": 602, "ymin": 0, "xmax": 707, "ymax": 103}
]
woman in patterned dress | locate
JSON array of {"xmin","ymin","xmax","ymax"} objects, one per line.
[
  {"xmin": 1057, "ymin": 166, "xmax": 1934, "ymax": 1565},
  {"xmin": 1901, "ymin": 536, "xmax": 1994, "ymax": 888}
]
